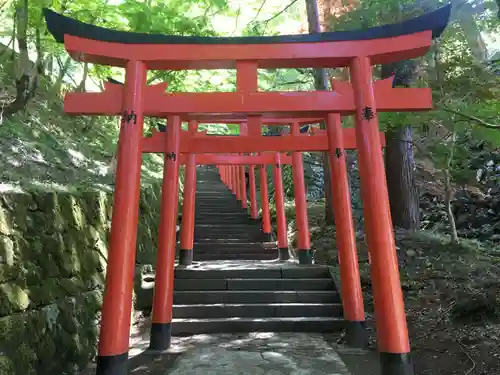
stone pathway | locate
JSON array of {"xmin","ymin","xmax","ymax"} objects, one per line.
[{"xmin": 127, "ymin": 332, "xmax": 353, "ymax": 375}]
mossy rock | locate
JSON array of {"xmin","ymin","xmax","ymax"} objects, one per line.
[
  {"xmin": 28, "ymin": 278, "xmax": 65, "ymax": 307},
  {"xmin": 0, "ymin": 283, "xmax": 30, "ymax": 315},
  {"xmin": 0, "ymin": 205, "xmax": 12, "ymax": 236},
  {"xmin": 12, "ymin": 343, "xmax": 37, "ymax": 375},
  {"xmin": 58, "ymin": 195, "xmax": 86, "ymax": 231},
  {"xmin": 32, "ymin": 192, "xmax": 56, "ymax": 212},
  {"xmin": 0, "ymin": 264, "xmax": 17, "ymax": 284},
  {"xmin": 58, "ymin": 276, "xmax": 87, "ymax": 296},
  {"xmin": 0, "ymin": 355, "xmax": 14, "ymax": 375},
  {"xmin": 81, "ymin": 191, "xmax": 110, "ymax": 227},
  {"xmin": 57, "ymin": 297, "xmax": 79, "ymax": 335},
  {"xmin": 83, "ymin": 272, "xmax": 104, "ymax": 290},
  {"xmin": 80, "ymin": 289, "xmax": 103, "ymax": 314},
  {"xmin": 59, "ymin": 248, "xmax": 81, "ymax": 278},
  {"xmin": 0, "ymin": 313, "xmax": 26, "ymax": 348},
  {"xmin": 22, "ymin": 263, "xmax": 45, "ymax": 286},
  {"xmin": 30, "ymin": 210, "xmax": 62, "ymax": 235},
  {"xmin": 30, "ymin": 239, "xmax": 61, "ymax": 278},
  {"xmin": 0, "ymin": 236, "xmax": 15, "ymax": 266},
  {"xmin": 31, "ymin": 332, "xmax": 57, "ymax": 373}
]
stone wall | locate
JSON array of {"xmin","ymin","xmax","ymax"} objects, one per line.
[{"xmin": 0, "ymin": 183, "xmax": 161, "ymax": 375}]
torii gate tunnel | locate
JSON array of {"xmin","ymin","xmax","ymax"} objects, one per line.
[{"xmin": 44, "ymin": 5, "xmax": 450, "ymax": 375}]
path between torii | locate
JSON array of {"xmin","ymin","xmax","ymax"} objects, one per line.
[{"xmin": 83, "ymin": 261, "xmax": 381, "ymax": 375}]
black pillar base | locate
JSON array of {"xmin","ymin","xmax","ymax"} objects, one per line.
[
  {"xmin": 380, "ymin": 352, "xmax": 414, "ymax": 375},
  {"xmin": 149, "ymin": 323, "xmax": 172, "ymax": 352},
  {"xmin": 344, "ymin": 320, "xmax": 368, "ymax": 349},
  {"xmin": 96, "ymin": 352, "xmax": 128, "ymax": 375},
  {"xmin": 278, "ymin": 248, "xmax": 290, "ymax": 261},
  {"xmin": 178, "ymin": 249, "xmax": 193, "ymax": 266},
  {"xmin": 298, "ymin": 249, "xmax": 313, "ymax": 265}
]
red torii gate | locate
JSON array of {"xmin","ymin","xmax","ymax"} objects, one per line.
[
  {"xmin": 143, "ymin": 118, "xmax": 386, "ymax": 264},
  {"xmin": 44, "ymin": 5, "xmax": 450, "ymax": 375},
  {"xmin": 143, "ymin": 125, "xmax": 294, "ymax": 263}
]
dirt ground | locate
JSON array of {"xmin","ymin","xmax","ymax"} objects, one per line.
[{"xmin": 310, "ymin": 220, "xmax": 500, "ymax": 375}]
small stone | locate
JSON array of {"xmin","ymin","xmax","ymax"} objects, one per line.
[
  {"xmin": 406, "ymin": 249, "xmax": 416, "ymax": 257},
  {"xmin": 0, "ymin": 236, "xmax": 14, "ymax": 265},
  {"xmin": 0, "ymin": 206, "xmax": 12, "ymax": 235},
  {"xmin": 0, "ymin": 283, "xmax": 30, "ymax": 314},
  {"xmin": 0, "ymin": 355, "xmax": 14, "ymax": 374}
]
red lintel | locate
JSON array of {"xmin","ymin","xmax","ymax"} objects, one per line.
[
  {"xmin": 176, "ymin": 153, "xmax": 292, "ymax": 165},
  {"xmin": 64, "ymin": 32, "xmax": 431, "ymax": 70},
  {"xmin": 64, "ymin": 77, "xmax": 432, "ymax": 117},
  {"xmin": 142, "ymin": 127, "xmax": 385, "ymax": 153},
  {"xmin": 188, "ymin": 117, "xmax": 323, "ymax": 125}
]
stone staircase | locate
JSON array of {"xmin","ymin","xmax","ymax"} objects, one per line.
[
  {"xmin": 137, "ymin": 166, "xmax": 345, "ymax": 335},
  {"xmin": 171, "ymin": 265, "xmax": 345, "ymax": 335},
  {"xmin": 193, "ymin": 166, "xmax": 274, "ymax": 261}
]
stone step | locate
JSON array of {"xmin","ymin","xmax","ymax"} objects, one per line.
[
  {"xmin": 193, "ymin": 230, "xmax": 263, "ymax": 236},
  {"xmin": 193, "ymin": 253, "xmax": 277, "ymax": 261},
  {"xmin": 194, "ymin": 233, "xmax": 264, "ymax": 240},
  {"xmin": 173, "ymin": 303, "xmax": 343, "ymax": 318},
  {"xmin": 174, "ymin": 290, "xmax": 339, "ymax": 304},
  {"xmin": 174, "ymin": 267, "xmax": 330, "ymax": 279},
  {"xmin": 137, "ymin": 283, "xmax": 338, "ymax": 311},
  {"xmin": 195, "ymin": 212, "xmax": 250, "ymax": 216},
  {"xmin": 195, "ymin": 223, "xmax": 260, "ymax": 228},
  {"xmin": 193, "ymin": 241, "xmax": 276, "ymax": 248},
  {"xmin": 195, "ymin": 202, "xmax": 244, "ymax": 207},
  {"xmin": 195, "ymin": 210, "xmax": 248, "ymax": 215},
  {"xmin": 195, "ymin": 225, "xmax": 262, "ymax": 230},
  {"xmin": 196, "ymin": 198, "xmax": 241, "ymax": 200},
  {"xmin": 195, "ymin": 208, "xmax": 247, "ymax": 213},
  {"xmin": 193, "ymin": 239, "xmax": 274, "ymax": 245},
  {"xmin": 194, "ymin": 224, "xmax": 262, "ymax": 230},
  {"xmin": 194, "ymin": 232, "xmax": 264, "ymax": 238},
  {"xmin": 192, "ymin": 246, "xmax": 272, "ymax": 255},
  {"xmin": 194, "ymin": 217, "xmax": 252, "ymax": 223},
  {"xmin": 174, "ymin": 278, "xmax": 334, "ymax": 291},
  {"xmin": 171, "ymin": 317, "xmax": 345, "ymax": 335}
]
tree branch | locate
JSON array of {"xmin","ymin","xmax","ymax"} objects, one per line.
[
  {"xmin": 440, "ymin": 106, "xmax": 500, "ymax": 129},
  {"xmin": 263, "ymin": 0, "xmax": 300, "ymax": 25}
]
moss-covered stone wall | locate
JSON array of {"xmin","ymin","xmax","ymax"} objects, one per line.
[{"xmin": 0, "ymin": 184, "xmax": 161, "ymax": 375}]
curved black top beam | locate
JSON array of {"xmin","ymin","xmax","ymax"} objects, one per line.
[{"xmin": 44, "ymin": 5, "xmax": 450, "ymax": 46}]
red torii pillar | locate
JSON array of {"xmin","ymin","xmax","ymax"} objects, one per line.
[
  {"xmin": 239, "ymin": 123, "xmax": 248, "ymax": 209},
  {"xmin": 178, "ymin": 120, "xmax": 197, "ymax": 266},
  {"xmin": 326, "ymin": 113, "xmax": 367, "ymax": 348},
  {"xmin": 259, "ymin": 155, "xmax": 272, "ymax": 240},
  {"xmin": 96, "ymin": 61, "xmax": 146, "ymax": 374},
  {"xmin": 351, "ymin": 57, "xmax": 411, "ymax": 369},
  {"xmin": 248, "ymin": 160, "xmax": 258, "ymax": 219},
  {"xmin": 290, "ymin": 122, "xmax": 312, "ymax": 264},
  {"xmin": 273, "ymin": 152, "xmax": 289, "ymax": 260},
  {"xmin": 149, "ymin": 116, "xmax": 182, "ymax": 351},
  {"xmin": 235, "ymin": 161, "xmax": 241, "ymax": 201}
]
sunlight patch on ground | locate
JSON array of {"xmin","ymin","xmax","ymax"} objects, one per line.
[
  {"xmin": 67, "ymin": 148, "xmax": 86, "ymax": 167},
  {"xmin": 0, "ymin": 182, "xmax": 24, "ymax": 193}
]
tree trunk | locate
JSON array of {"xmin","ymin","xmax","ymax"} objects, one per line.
[
  {"xmin": 52, "ymin": 56, "xmax": 72, "ymax": 94},
  {"xmin": 381, "ymin": 62, "xmax": 421, "ymax": 230},
  {"xmin": 444, "ymin": 128, "xmax": 459, "ymax": 244},
  {"xmin": 3, "ymin": 0, "xmax": 35, "ymax": 118},
  {"xmin": 305, "ymin": 0, "xmax": 334, "ymax": 224},
  {"xmin": 77, "ymin": 62, "xmax": 89, "ymax": 92},
  {"xmin": 384, "ymin": 125, "xmax": 420, "ymax": 230}
]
